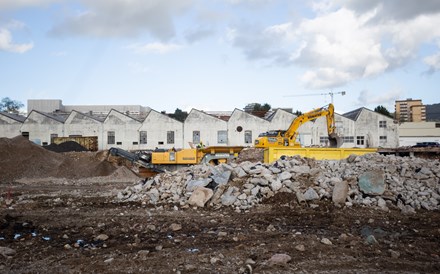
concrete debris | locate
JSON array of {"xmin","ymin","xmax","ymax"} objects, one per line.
[
  {"xmin": 268, "ymin": 253, "xmax": 291, "ymax": 266},
  {"xmin": 117, "ymin": 154, "xmax": 440, "ymax": 213}
]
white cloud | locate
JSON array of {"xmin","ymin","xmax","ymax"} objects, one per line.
[
  {"xmin": 0, "ymin": 0, "xmax": 59, "ymax": 10},
  {"xmin": 127, "ymin": 42, "xmax": 182, "ymax": 54},
  {"xmin": 424, "ymin": 52, "xmax": 440, "ymax": 73},
  {"xmin": 49, "ymin": 0, "xmax": 193, "ymax": 40},
  {"xmin": 356, "ymin": 89, "xmax": 403, "ymax": 106},
  {"xmin": 228, "ymin": 1, "xmax": 440, "ymax": 89},
  {"xmin": 0, "ymin": 24, "xmax": 33, "ymax": 53}
]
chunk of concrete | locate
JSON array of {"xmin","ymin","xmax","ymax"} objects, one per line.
[
  {"xmin": 188, "ymin": 187, "xmax": 213, "ymax": 207},
  {"xmin": 332, "ymin": 180, "xmax": 349, "ymax": 205},
  {"xmin": 358, "ymin": 170, "xmax": 385, "ymax": 195}
]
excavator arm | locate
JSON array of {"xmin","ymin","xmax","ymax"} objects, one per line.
[{"xmin": 255, "ymin": 103, "xmax": 340, "ymax": 148}]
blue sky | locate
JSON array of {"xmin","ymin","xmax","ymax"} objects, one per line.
[{"xmin": 1, "ymin": 0, "xmax": 440, "ymax": 114}]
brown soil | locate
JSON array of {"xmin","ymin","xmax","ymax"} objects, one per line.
[
  {"xmin": 0, "ymin": 136, "xmax": 116, "ymax": 182},
  {"xmin": 0, "ymin": 137, "xmax": 439, "ymax": 273},
  {"xmin": 1, "ymin": 182, "xmax": 439, "ymax": 273}
]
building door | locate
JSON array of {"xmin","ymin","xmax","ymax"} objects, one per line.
[{"xmin": 193, "ymin": 131, "xmax": 200, "ymax": 144}]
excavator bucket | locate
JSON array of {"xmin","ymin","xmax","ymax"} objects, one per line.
[{"xmin": 328, "ymin": 133, "xmax": 343, "ymax": 148}]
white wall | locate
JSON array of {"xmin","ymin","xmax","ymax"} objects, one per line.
[
  {"xmin": 64, "ymin": 111, "xmax": 104, "ymax": 149},
  {"xmin": 20, "ymin": 111, "xmax": 64, "ymax": 145},
  {"xmin": 0, "ymin": 114, "xmax": 23, "ymax": 138},
  {"xmin": 184, "ymin": 109, "xmax": 227, "ymax": 148},
  {"xmin": 354, "ymin": 109, "xmax": 398, "ymax": 148},
  {"xmin": 102, "ymin": 110, "xmax": 142, "ymax": 150},
  {"xmin": 228, "ymin": 109, "xmax": 270, "ymax": 146},
  {"xmin": 138, "ymin": 110, "xmax": 184, "ymax": 150}
]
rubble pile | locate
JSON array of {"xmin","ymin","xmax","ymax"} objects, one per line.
[{"xmin": 118, "ymin": 153, "xmax": 440, "ymax": 213}]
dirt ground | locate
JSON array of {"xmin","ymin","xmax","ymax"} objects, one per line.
[
  {"xmin": 1, "ymin": 138, "xmax": 440, "ymax": 273},
  {"xmin": 1, "ymin": 179, "xmax": 440, "ymax": 273}
]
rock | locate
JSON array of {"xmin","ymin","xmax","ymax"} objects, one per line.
[
  {"xmin": 94, "ymin": 234, "xmax": 109, "ymax": 241},
  {"xmin": 269, "ymin": 167, "xmax": 281, "ymax": 174},
  {"xmin": 211, "ymin": 170, "xmax": 231, "ymax": 185},
  {"xmin": 233, "ymin": 167, "xmax": 247, "ymax": 178},
  {"xmin": 347, "ymin": 154, "xmax": 357, "ymax": 163},
  {"xmin": 169, "ymin": 223, "xmax": 182, "ymax": 231},
  {"xmin": 210, "ymin": 184, "xmax": 227, "ymax": 205},
  {"xmin": 291, "ymin": 165, "xmax": 310, "ymax": 174},
  {"xmin": 155, "ymin": 245, "xmax": 163, "ymax": 251},
  {"xmin": 270, "ymin": 180, "xmax": 282, "ymax": 192},
  {"xmin": 304, "ymin": 188, "xmax": 319, "ymax": 201},
  {"xmin": 278, "ymin": 171, "xmax": 292, "ymax": 181},
  {"xmin": 296, "ymin": 191, "xmax": 306, "ymax": 203},
  {"xmin": 268, "ymin": 253, "xmax": 291, "ymax": 266},
  {"xmin": 147, "ymin": 224, "xmax": 156, "ymax": 231},
  {"xmin": 321, "ymin": 238, "xmax": 332, "ymax": 245},
  {"xmin": 0, "ymin": 246, "xmax": 16, "ymax": 257},
  {"xmin": 210, "ymin": 257, "xmax": 221, "ymax": 264},
  {"xmin": 221, "ymin": 187, "xmax": 238, "ymax": 206},
  {"xmin": 332, "ymin": 180, "xmax": 348, "ymax": 205},
  {"xmin": 250, "ymin": 177, "xmax": 269, "ymax": 186},
  {"xmin": 64, "ymin": 244, "xmax": 72, "ymax": 250},
  {"xmin": 186, "ymin": 178, "xmax": 211, "ymax": 191},
  {"xmin": 147, "ymin": 188, "xmax": 160, "ymax": 204},
  {"xmin": 104, "ymin": 258, "xmax": 114, "ymax": 263},
  {"xmin": 188, "ymin": 187, "xmax": 213, "ymax": 207},
  {"xmin": 389, "ymin": 249, "xmax": 401, "ymax": 258},
  {"xmin": 358, "ymin": 170, "xmax": 385, "ymax": 195},
  {"xmin": 295, "ymin": 244, "xmax": 305, "ymax": 252},
  {"xmin": 401, "ymin": 205, "xmax": 416, "ymax": 214},
  {"xmin": 218, "ymin": 231, "xmax": 227, "ymax": 237},
  {"xmin": 365, "ymin": 235, "xmax": 378, "ymax": 245}
]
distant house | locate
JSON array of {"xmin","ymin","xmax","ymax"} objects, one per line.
[
  {"xmin": 102, "ymin": 109, "xmax": 142, "ymax": 151},
  {"xmin": 184, "ymin": 109, "xmax": 227, "ymax": 148},
  {"xmin": 20, "ymin": 111, "xmax": 67, "ymax": 145},
  {"xmin": 227, "ymin": 109, "xmax": 270, "ymax": 146},
  {"xmin": 342, "ymin": 108, "xmax": 399, "ymax": 148},
  {"xmin": 398, "ymin": 122, "xmax": 440, "ymax": 146},
  {"xmin": 139, "ymin": 110, "xmax": 184, "ymax": 150},
  {"xmin": 0, "ymin": 112, "xmax": 26, "ymax": 138}
]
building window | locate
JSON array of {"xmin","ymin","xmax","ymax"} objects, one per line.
[
  {"xmin": 244, "ymin": 130, "xmax": 252, "ymax": 144},
  {"xmin": 436, "ymin": 123, "xmax": 440, "ymax": 128},
  {"xmin": 217, "ymin": 130, "xmax": 227, "ymax": 144},
  {"xmin": 343, "ymin": 136, "xmax": 354, "ymax": 143},
  {"xmin": 380, "ymin": 136, "xmax": 387, "ymax": 143},
  {"xmin": 50, "ymin": 133, "xmax": 58, "ymax": 144},
  {"xmin": 140, "ymin": 131, "xmax": 147, "ymax": 144},
  {"xmin": 379, "ymin": 121, "xmax": 387, "ymax": 128},
  {"xmin": 108, "ymin": 131, "xmax": 115, "ymax": 145},
  {"xmin": 167, "ymin": 131, "xmax": 175, "ymax": 144},
  {"xmin": 133, "ymin": 141, "xmax": 138, "ymax": 145},
  {"xmin": 357, "ymin": 136, "xmax": 365, "ymax": 146},
  {"xmin": 193, "ymin": 131, "xmax": 200, "ymax": 144},
  {"xmin": 116, "ymin": 142, "xmax": 122, "ymax": 145},
  {"xmin": 320, "ymin": 136, "xmax": 328, "ymax": 144}
]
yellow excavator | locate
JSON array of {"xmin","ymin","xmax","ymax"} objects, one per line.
[{"xmin": 254, "ymin": 103, "xmax": 341, "ymax": 148}]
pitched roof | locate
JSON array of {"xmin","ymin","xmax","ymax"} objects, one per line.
[
  {"xmin": 342, "ymin": 108, "xmax": 364, "ymax": 121},
  {"xmin": 30, "ymin": 110, "xmax": 68, "ymax": 123},
  {"xmin": 0, "ymin": 111, "xmax": 26, "ymax": 123}
]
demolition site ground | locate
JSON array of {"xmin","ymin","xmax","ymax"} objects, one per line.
[{"xmin": 1, "ymin": 137, "xmax": 440, "ymax": 273}]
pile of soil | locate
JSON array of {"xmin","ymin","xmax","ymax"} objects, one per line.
[
  {"xmin": 43, "ymin": 141, "xmax": 88, "ymax": 153},
  {"xmin": 0, "ymin": 136, "xmax": 117, "ymax": 182}
]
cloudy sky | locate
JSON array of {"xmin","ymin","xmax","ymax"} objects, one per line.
[{"xmin": 1, "ymin": 0, "xmax": 439, "ymax": 114}]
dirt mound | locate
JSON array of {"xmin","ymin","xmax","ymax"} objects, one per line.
[
  {"xmin": 0, "ymin": 136, "xmax": 116, "ymax": 182},
  {"xmin": 44, "ymin": 141, "xmax": 88, "ymax": 152}
]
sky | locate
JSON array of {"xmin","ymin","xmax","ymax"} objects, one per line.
[{"xmin": 1, "ymin": 0, "xmax": 440, "ymax": 114}]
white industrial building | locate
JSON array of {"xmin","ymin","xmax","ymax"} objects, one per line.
[
  {"xmin": 398, "ymin": 122, "xmax": 440, "ymax": 146},
  {"xmin": 0, "ymin": 99, "xmax": 400, "ymax": 150},
  {"xmin": 0, "ymin": 112, "xmax": 26, "ymax": 138}
]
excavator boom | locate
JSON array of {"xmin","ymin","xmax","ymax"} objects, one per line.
[{"xmin": 255, "ymin": 103, "xmax": 341, "ymax": 148}]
